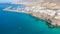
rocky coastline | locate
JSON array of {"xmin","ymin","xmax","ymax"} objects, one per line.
[{"xmin": 3, "ymin": 2, "xmax": 60, "ymax": 28}]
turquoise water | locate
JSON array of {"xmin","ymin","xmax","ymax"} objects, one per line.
[{"xmin": 0, "ymin": 3, "xmax": 60, "ymax": 34}]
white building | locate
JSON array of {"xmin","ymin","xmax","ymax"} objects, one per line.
[{"xmin": 28, "ymin": 6, "xmax": 57, "ymax": 17}]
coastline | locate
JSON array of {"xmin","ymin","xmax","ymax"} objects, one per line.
[{"xmin": 3, "ymin": 1, "xmax": 60, "ymax": 28}]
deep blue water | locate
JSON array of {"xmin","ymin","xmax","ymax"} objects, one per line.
[{"xmin": 0, "ymin": 3, "xmax": 60, "ymax": 34}]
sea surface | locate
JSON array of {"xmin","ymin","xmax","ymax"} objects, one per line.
[{"xmin": 0, "ymin": 3, "xmax": 60, "ymax": 34}]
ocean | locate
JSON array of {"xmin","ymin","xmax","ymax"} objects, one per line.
[{"xmin": 0, "ymin": 3, "xmax": 60, "ymax": 34}]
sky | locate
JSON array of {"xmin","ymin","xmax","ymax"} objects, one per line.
[
  {"xmin": 0, "ymin": 0, "xmax": 21, "ymax": 3},
  {"xmin": 0, "ymin": 0, "xmax": 44, "ymax": 3}
]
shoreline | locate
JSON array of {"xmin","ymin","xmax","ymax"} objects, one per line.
[{"xmin": 3, "ymin": 1, "xmax": 60, "ymax": 28}]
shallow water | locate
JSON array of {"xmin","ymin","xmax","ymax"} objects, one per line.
[{"xmin": 0, "ymin": 3, "xmax": 60, "ymax": 34}]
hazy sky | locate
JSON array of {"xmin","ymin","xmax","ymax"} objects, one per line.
[
  {"xmin": 0, "ymin": 0, "xmax": 44, "ymax": 3},
  {"xmin": 0, "ymin": 0, "xmax": 21, "ymax": 3}
]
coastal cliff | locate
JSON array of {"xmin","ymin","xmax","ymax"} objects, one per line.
[
  {"xmin": 3, "ymin": 1, "xmax": 60, "ymax": 28},
  {"xmin": 25, "ymin": 2, "xmax": 60, "ymax": 28}
]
